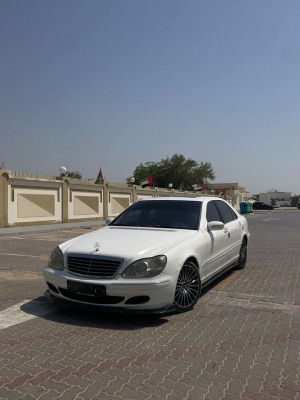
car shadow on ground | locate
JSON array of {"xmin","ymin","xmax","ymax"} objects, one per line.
[
  {"xmin": 200, "ymin": 266, "xmax": 239, "ymax": 296},
  {"xmin": 20, "ymin": 296, "xmax": 169, "ymax": 330}
]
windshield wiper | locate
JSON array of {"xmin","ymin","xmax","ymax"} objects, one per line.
[
  {"xmin": 150, "ymin": 225, "xmax": 174, "ymax": 228},
  {"xmin": 111, "ymin": 223, "xmax": 177, "ymax": 229},
  {"xmin": 110, "ymin": 223, "xmax": 133, "ymax": 227}
]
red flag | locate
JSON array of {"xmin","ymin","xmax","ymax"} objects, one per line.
[
  {"xmin": 200, "ymin": 184, "xmax": 204, "ymax": 191},
  {"xmin": 95, "ymin": 168, "xmax": 104, "ymax": 184},
  {"xmin": 148, "ymin": 175, "xmax": 154, "ymax": 186},
  {"xmin": 222, "ymin": 188, "xmax": 226, "ymax": 195}
]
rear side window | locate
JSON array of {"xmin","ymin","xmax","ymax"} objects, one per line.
[
  {"xmin": 215, "ymin": 200, "xmax": 237, "ymax": 224},
  {"xmin": 206, "ymin": 201, "xmax": 222, "ymax": 222}
]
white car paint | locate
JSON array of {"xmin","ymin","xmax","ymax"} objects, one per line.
[{"xmin": 44, "ymin": 196, "xmax": 249, "ymax": 313}]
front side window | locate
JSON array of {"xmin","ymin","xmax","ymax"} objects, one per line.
[
  {"xmin": 206, "ymin": 201, "xmax": 222, "ymax": 222},
  {"xmin": 214, "ymin": 200, "xmax": 237, "ymax": 224}
]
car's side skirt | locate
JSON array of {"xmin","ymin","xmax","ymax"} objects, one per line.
[{"xmin": 201, "ymin": 260, "xmax": 238, "ymax": 289}]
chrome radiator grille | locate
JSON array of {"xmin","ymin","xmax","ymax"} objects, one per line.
[{"xmin": 67, "ymin": 255, "xmax": 122, "ymax": 278}]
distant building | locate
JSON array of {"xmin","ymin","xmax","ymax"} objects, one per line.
[
  {"xmin": 259, "ymin": 191, "xmax": 294, "ymax": 207},
  {"xmin": 291, "ymin": 195, "xmax": 300, "ymax": 207}
]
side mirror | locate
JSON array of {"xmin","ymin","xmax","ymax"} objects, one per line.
[
  {"xmin": 105, "ymin": 218, "xmax": 114, "ymax": 225},
  {"xmin": 207, "ymin": 221, "xmax": 224, "ymax": 231}
]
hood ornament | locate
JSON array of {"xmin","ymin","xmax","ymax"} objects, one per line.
[{"xmin": 90, "ymin": 242, "xmax": 100, "ymax": 254}]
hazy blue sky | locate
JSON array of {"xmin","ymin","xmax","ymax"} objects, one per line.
[{"xmin": 1, "ymin": 0, "xmax": 299, "ymax": 194}]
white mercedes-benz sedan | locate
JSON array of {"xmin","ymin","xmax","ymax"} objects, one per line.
[{"xmin": 44, "ymin": 196, "xmax": 249, "ymax": 313}]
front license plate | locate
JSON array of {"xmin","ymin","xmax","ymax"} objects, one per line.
[{"xmin": 67, "ymin": 281, "xmax": 106, "ymax": 298}]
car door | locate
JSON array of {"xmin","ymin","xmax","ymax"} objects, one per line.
[
  {"xmin": 214, "ymin": 200, "xmax": 242, "ymax": 265},
  {"xmin": 202, "ymin": 200, "xmax": 231, "ymax": 279}
]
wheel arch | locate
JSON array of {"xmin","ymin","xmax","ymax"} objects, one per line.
[{"xmin": 185, "ymin": 256, "xmax": 202, "ymax": 284}]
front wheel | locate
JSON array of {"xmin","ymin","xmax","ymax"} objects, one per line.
[
  {"xmin": 173, "ymin": 260, "xmax": 201, "ymax": 312},
  {"xmin": 237, "ymin": 238, "xmax": 247, "ymax": 269}
]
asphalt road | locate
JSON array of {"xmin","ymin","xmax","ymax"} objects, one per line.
[{"xmin": 0, "ymin": 210, "xmax": 299, "ymax": 400}]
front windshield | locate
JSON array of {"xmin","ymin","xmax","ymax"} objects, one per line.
[{"xmin": 110, "ymin": 200, "xmax": 201, "ymax": 230}]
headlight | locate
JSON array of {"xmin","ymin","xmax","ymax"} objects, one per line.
[
  {"xmin": 48, "ymin": 246, "xmax": 64, "ymax": 271},
  {"xmin": 122, "ymin": 255, "xmax": 167, "ymax": 279}
]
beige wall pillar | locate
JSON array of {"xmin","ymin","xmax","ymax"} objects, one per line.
[
  {"xmin": 132, "ymin": 185, "xmax": 137, "ymax": 203},
  {"xmin": 62, "ymin": 178, "xmax": 69, "ymax": 223},
  {"xmin": 103, "ymin": 182, "xmax": 109, "ymax": 220},
  {"xmin": 0, "ymin": 171, "xmax": 8, "ymax": 228}
]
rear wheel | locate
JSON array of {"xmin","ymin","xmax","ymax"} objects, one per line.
[
  {"xmin": 174, "ymin": 260, "xmax": 201, "ymax": 312},
  {"xmin": 237, "ymin": 238, "xmax": 247, "ymax": 269}
]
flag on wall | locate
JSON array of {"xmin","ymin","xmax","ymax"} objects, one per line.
[
  {"xmin": 139, "ymin": 176, "xmax": 153, "ymax": 188},
  {"xmin": 95, "ymin": 168, "xmax": 104, "ymax": 184}
]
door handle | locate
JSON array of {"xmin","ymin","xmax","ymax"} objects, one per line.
[{"xmin": 224, "ymin": 228, "xmax": 230, "ymax": 238}]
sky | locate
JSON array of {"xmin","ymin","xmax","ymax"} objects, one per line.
[{"xmin": 1, "ymin": 0, "xmax": 300, "ymax": 195}]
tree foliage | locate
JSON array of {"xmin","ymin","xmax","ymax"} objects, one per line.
[
  {"xmin": 128, "ymin": 154, "xmax": 215, "ymax": 190},
  {"xmin": 66, "ymin": 170, "xmax": 82, "ymax": 179}
]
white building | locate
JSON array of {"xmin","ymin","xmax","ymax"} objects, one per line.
[{"xmin": 259, "ymin": 191, "xmax": 294, "ymax": 207}]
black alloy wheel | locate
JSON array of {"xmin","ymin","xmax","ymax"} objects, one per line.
[
  {"xmin": 174, "ymin": 260, "xmax": 201, "ymax": 312},
  {"xmin": 237, "ymin": 238, "xmax": 247, "ymax": 269}
]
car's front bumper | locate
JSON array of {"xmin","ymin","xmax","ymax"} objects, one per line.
[
  {"xmin": 44, "ymin": 266, "xmax": 175, "ymax": 312},
  {"xmin": 44, "ymin": 290, "xmax": 177, "ymax": 314}
]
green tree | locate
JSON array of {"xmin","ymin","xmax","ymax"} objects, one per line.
[
  {"xmin": 128, "ymin": 154, "xmax": 215, "ymax": 189},
  {"xmin": 66, "ymin": 170, "xmax": 82, "ymax": 179}
]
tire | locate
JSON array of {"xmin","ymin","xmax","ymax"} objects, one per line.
[
  {"xmin": 237, "ymin": 238, "xmax": 247, "ymax": 269},
  {"xmin": 173, "ymin": 260, "xmax": 201, "ymax": 312}
]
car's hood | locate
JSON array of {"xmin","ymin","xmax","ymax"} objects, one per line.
[{"xmin": 60, "ymin": 226, "xmax": 197, "ymax": 262}]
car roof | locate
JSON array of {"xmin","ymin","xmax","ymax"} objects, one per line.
[{"xmin": 138, "ymin": 196, "xmax": 221, "ymax": 203}]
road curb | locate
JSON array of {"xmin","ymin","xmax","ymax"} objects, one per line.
[{"xmin": 0, "ymin": 221, "xmax": 105, "ymax": 236}]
